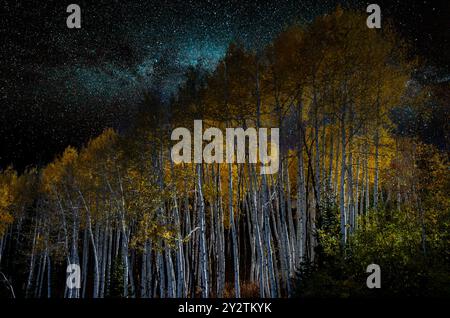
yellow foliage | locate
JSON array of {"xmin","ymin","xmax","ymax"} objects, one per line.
[{"xmin": 0, "ymin": 167, "xmax": 18, "ymax": 236}]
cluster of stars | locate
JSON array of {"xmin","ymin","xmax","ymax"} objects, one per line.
[{"xmin": 0, "ymin": 0, "xmax": 447, "ymax": 169}]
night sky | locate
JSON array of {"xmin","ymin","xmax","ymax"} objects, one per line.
[{"xmin": 1, "ymin": 0, "xmax": 448, "ymax": 170}]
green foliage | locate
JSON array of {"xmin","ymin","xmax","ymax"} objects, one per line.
[
  {"xmin": 108, "ymin": 258, "xmax": 125, "ymax": 298},
  {"xmin": 297, "ymin": 204, "xmax": 450, "ymax": 298},
  {"xmin": 0, "ymin": 7, "xmax": 446, "ymax": 299},
  {"xmin": 296, "ymin": 137, "xmax": 450, "ymax": 298}
]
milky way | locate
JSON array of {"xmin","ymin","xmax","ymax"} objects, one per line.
[
  {"xmin": 0, "ymin": 0, "xmax": 448, "ymax": 169},
  {"xmin": 2, "ymin": 0, "xmax": 356, "ymax": 103}
]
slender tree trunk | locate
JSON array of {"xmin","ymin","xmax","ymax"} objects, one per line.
[
  {"xmin": 79, "ymin": 190, "xmax": 100, "ymax": 298},
  {"xmin": 339, "ymin": 106, "xmax": 347, "ymax": 247},
  {"xmin": 227, "ymin": 163, "xmax": 240, "ymax": 297},
  {"xmin": 373, "ymin": 127, "xmax": 380, "ymax": 209}
]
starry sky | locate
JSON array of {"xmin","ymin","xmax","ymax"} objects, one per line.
[{"xmin": 0, "ymin": 0, "xmax": 448, "ymax": 170}]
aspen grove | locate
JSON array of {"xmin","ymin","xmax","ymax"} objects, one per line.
[{"xmin": 0, "ymin": 9, "xmax": 448, "ymax": 298}]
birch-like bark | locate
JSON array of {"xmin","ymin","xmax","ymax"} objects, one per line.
[
  {"xmin": 25, "ymin": 218, "xmax": 38, "ymax": 298},
  {"xmin": 79, "ymin": 190, "xmax": 100, "ymax": 298},
  {"xmin": 373, "ymin": 127, "xmax": 380, "ymax": 209},
  {"xmin": 228, "ymin": 162, "xmax": 240, "ymax": 297},
  {"xmin": 339, "ymin": 105, "xmax": 347, "ymax": 247}
]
